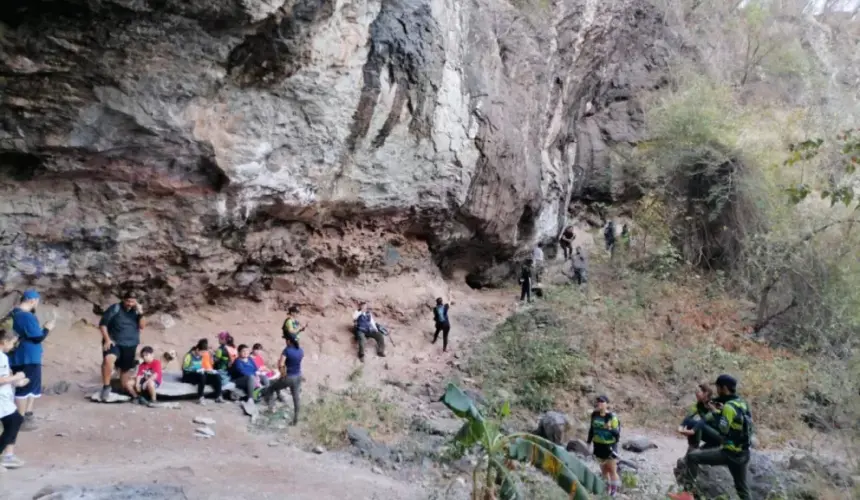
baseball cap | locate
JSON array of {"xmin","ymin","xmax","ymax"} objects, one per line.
[
  {"xmin": 22, "ymin": 289, "xmax": 40, "ymax": 301},
  {"xmin": 596, "ymin": 395, "xmax": 609, "ymax": 404},
  {"xmin": 715, "ymin": 374, "xmax": 738, "ymax": 391}
]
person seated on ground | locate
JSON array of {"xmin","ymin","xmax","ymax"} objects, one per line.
[
  {"xmin": 133, "ymin": 346, "xmax": 163, "ymax": 407},
  {"xmin": 570, "ymin": 246, "xmax": 588, "ymax": 285},
  {"xmin": 251, "ymin": 343, "xmax": 277, "ymax": 379},
  {"xmin": 587, "ymin": 395, "xmax": 622, "ymax": 497},
  {"xmin": 352, "ymin": 302, "xmax": 385, "ymax": 361},
  {"xmin": 559, "ymin": 225, "xmax": 575, "ymax": 260},
  {"xmin": 1, "ymin": 328, "xmax": 29, "ymax": 469},
  {"xmin": 429, "ymin": 297, "xmax": 451, "ymax": 353},
  {"xmin": 182, "ymin": 339, "xmax": 223, "ymax": 405},
  {"xmin": 282, "ymin": 305, "xmax": 306, "ymax": 341},
  {"xmin": 261, "ymin": 334, "xmax": 303, "ymax": 426},
  {"xmin": 230, "ymin": 344, "xmax": 269, "ymax": 403},
  {"xmin": 214, "ymin": 332, "xmax": 237, "ymax": 386},
  {"xmin": 678, "ymin": 383, "xmax": 721, "ymax": 452}
]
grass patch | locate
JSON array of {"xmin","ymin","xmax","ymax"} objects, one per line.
[
  {"xmin": 469, "ymin": 306, "xmax": 587, "ymax": 412},
  {"xmin": 302, "ymin": 384, "xmax": 403, "ymax": 448}
]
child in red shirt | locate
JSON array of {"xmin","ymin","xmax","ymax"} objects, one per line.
[
  {"xmin": 135, "ymin": 346, "xmax": 163, "ymax": 407},
  {"xmin": 251, "ymin": 343, "xmax": 276, "ymax": 379}
]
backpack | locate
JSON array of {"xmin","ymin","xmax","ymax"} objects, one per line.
[
  {"xmin": 433, "ymin": 305, "xmax": 448, "ymax": 324},
  {"xmin": 726, "ymin": 399, "xmax": 754, "ymax": 449},
  {"xmin": 101, "ymin": 303, "xmax": 122, "ymax": 328}
]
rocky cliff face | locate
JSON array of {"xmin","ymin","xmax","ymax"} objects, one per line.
[{"xmin": 0, "ymin": 0, "xmax": 675, "ymax": 308}]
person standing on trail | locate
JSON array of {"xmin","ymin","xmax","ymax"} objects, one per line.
[
  {"xmin": 559, "ymin": 226, "xmax": 575, "ymax": 260},
  {"xmin": 587, "ymin": 395, "xmax": 621, "ymax": 497},
  {"xmin": 430, "ymin": 297, "xmax": 451, "ymax": 352},
  {"xmin": 282, "ymin": 305, "xmax": 305, "ymax": 341},
  {"xmin": 99, "ymin": 291, "xmax": 145, "ymax": 402},
  {"xmin": 532, "ymin": 245, "xmax": 545, "ymax": 282},
  {"xmin": 8, "ymin": 289, "xmax": 55, "ymax": 430},
  {"xmin": 604, "ymin": 220, "xmax": 617, "ymax": 255},
  {"xmin": 682, "ymin": 375, "xmax": 753, "ymax": 500},
  {"xmin": 1, "ymin": 328, "xmax": 31, "ymax": 469},
  {"xmin": 571, "ymin": 246, "xmax": 588, "ymax": 286},
  {"xmin": 519, "ymin": 259, "xmax": 534, "ymax": 303},
  {"xmin": 352, "ymin": 302, "xmax": 385, "ymax": 361},
  {"xmin": 261, "ymin": 334, "xmax": 303, "ymax": 426}
]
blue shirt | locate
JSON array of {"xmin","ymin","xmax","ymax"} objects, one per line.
[
  {"xmin": 230, "ymin": 357, "xmax": 258, "ymax": 378},
  {"xmin": 283, "ymin": 346, "xmax": 304, "ymax": 377},
  {"xmin": 10, "ymin": 308, "xmax": 49, "ymax": 366}
]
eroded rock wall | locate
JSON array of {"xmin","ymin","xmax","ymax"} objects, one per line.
[{"xmin": 0, "ymin": 0, "xmax": 675, "ymax": 308}]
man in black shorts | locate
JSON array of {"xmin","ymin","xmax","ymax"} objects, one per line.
[{"xmin": 99, "ymin": 291, "xmax": 145, "ymax": 402}]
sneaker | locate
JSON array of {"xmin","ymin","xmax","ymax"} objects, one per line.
[
  {"xmin": 197, "ymin": 397, "xmax": 208, "ymax": 406},
  {"xmin": 145, "ymin": 400, "xmax": 156, "ymax": 408},
  {"xmin": 1, "ymin": 455, "xmax": 24, "ymax": 469},
  {"xmin": 214, "ymin": 396, "xmax": 224, "ymax": 404},
  {"xmin": 100, "ymin": 386, "xmax": 112, "ymax": 402}
]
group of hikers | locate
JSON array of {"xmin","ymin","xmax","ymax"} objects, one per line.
[{"xmin": 586, "ymin": 374, "xmax": 753, "ymax": 499}]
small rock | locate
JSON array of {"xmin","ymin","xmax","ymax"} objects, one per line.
[
  {"xmin": 55, "ymin": 432, "xmax": 68, "ymax": 437},
  {"xmin": 268, "ymin": 441, "xmax": 279, "ymax": 447},
  {"xmin": 622, "ymin": 437, "xmax": 658, "ymax": 453},
  {"xmin": 566, "ymin": 439, "xmax": 591, "ymax": 456},
  {"xmin": 52, "ymin": 380, "xmax": 71, "ymax": 395},
  {"xmin": 194, "ymin": 426, "xmax": 215, "ymax": 438},
  {"xmin": 312, "ymin": 446, "xmax": 325, "ymax": 454},
  {"xmin": 371, "ymin": 466, "xmax": 383, "ymax": 475},
  {"xmin": 193, "ymin": 416, "xmax": 216, "ymax": 426},
  {"xmin": 133, "ymin": 439, "xmax": 142, "ymax": 444}
]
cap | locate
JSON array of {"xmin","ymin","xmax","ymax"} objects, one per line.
[
  {"xmin": 22, "ymin": 289, "xmax": 40, "ymax": 301},
  {"xmin": 596, "ymin": 395, "xmax": 609, "ymax": 404},
  {"xmin": 288, "ymin": 305, "xmax": 299, "ymax": 314},
  {"xmin": 715, "ymin": 374, "xmax": 738, "ymax": 391}
]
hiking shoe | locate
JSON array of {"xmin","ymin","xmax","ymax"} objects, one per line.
[
  {"xmin": 214, "ymin": 396, "xmax": 225, "ymax": 404},
  {"xmin": 1, "ymin": 455, "xmax": 24, "ymax": 469},
  {"xmin": 100, "ymin": 386, "xmax": 112, "ymax": 402},
  {"xmin": 197, "ymin": 397, "xmax": 208, "ymax": 405},
  {"xmin": 145, "ymin": 400, "xmax": 156, "ymax": 408}
]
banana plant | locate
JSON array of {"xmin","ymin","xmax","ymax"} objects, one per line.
[{"xmin": 441, "ymin": 383, "xmax": 606, "ymax": 500}]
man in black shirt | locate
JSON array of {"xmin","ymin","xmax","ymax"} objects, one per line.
[
  {"xmin": 519, "ymin": 260, "xmax": 534, "ymax": 303},
  {"xmin": 98, "ymin": 291, "xmax": 145, "ymax": 402}
]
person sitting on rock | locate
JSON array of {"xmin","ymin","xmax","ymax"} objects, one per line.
[
  {"xmin": 282, "ymin": 305, "xmax": 306, "ymax": 341},
  {"xmin": 587, "ymin": 395, "xmax": 621, "ymax": 497},
  {"xmin": 430, "ymin": 297, "xmax": 451, "ymax": 353},
  {"xmin": 133, "ymin": 346, "xmax": 162, "ymax": 407},
  {"xmin": 182, "ymin": 339, "xmax": 223, "ymax": 405},
  {"xmin": 261, "ymin": 334, "xmax": 303, "ymax": 426},
  {"xmin": 230, "ymin": 344, "xmax": 269, "ymax": 403},
  {"xmin": 1, "ymin": 328, "xmax": 29, "ymax": 469},
  {"xmin": 352, "ymin": 302, "xmax": 385, "ymax": 361},
  {"xmin": 559, "ymin": 226, "xmax": 575, "ymax": 260},
  {"xmin": 251, "ymin": 343, "xmax": 277, "ymax": 379},
  {"xmin": 99, "ymin": 291, "xmax": 144, "ymax": 404},
  {"xmin": 677, "ymin": 383, "xmax": 721, "ymax": 452},
  {"xmin": 214, "ymin": 332, "xmax": 237, "ymax": 386},
  {"xmin": 681, "ymin": 375, "xmax": 753, "ymax": 500}
]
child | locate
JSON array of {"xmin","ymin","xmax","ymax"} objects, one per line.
[
  {"xmin": 251, "ymin": 343, "xmax": 276, "ymax": 379},
  {"xmin": 182, "ymin": 339, "xmax": 224, "ymax": 405},
  {"xmin": 135, "ymin": 346, "xmax": 163, "ymax": 407},
  {"xmin": 214, "ymin": 332, "xmax": 237, "ymax": 387},
  {"xmin": 587, "ymin": 395, "xmax": 621, "ymax": 497},
  {"xmin": 1, "ymin": 328, "xmax": 30, "ymax": 469},
  {"xmin": 230, "ymin": 344, "xmax": 269, "ymax": 403}
]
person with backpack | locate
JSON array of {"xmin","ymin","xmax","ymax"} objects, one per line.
[
  {"xmin": 7, "ymin": 289, "xmax": 55, "ymax": 431},
  {"xmin": 587, "ymin": 395, "xmax": 622, "ymax": 497},
  {"xmin": 352, "ymin": 302, "xmax": 385, "ymax": 361},
  {"xmin": 681, "ymin": 375, "xmax": 753, "ymax": 500},
  {"xmin": 430, "ymin": 297, "xmax": 451, "ymax": 352},
  {"xmin": 98, "ymin": 291, "xmax": 145, "ymax": 403},
  {"xmin": 678, "ymin": 383, "xmax": 722, "ymax": 452}
]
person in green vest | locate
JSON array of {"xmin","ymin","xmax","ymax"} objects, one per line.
[
  {"xmin": 682, "ymin": 375, "xmax": 753, "ymax": 500},
  {"xmin": 677, "ymin": 383, "xmax": 721, "ymax": 452},
  {"xmin": 587, "ymin": 395, "xmax": 621, "ymax": 497}
]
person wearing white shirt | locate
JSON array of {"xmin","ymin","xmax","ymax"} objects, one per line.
[
  {"xmin": 1, "ymin": 328, "xmax": 29, "ymax": 469},
  {"xmin": 352, "ymin": 302, "xmax": 385, "ymax": 361}
]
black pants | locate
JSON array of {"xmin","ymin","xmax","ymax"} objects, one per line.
[
  {"xmin": 182, "ymin": 371, "xmax": 223, "ymax": 398},
  {"xmin": 356, "ymin": 329, "xmax": 385, "ymax": 359},
  {"xmin": 0, "ymin": 411, "xmax": 24, "ymax": 452},
  {"xmin": 262, "ymin": 375, "xmax": 301, "ymax": 424},
  {"xmin": 520, "ymin": 279, "xmax": 532, "ymax": 302},
  {"xmin": 560, "ymin": 241, "xmax": 572, "ymax": 259},
  {"xmin": 683, "ymin": 448, "xmax": 751, "ymax": 500},
  {"xmin": 433, "ymin": 322, "xmax": 451, "ymax": 351}
]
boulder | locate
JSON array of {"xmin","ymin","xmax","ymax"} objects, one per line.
[
  {"xmin": 411, "ymin": 416, "xmax": 464, "ymax": 437},
  {"xmin": 33, "ymin": 484, "xmax": 187, "ymax": 500},
  {"xmin": 565, "ymin": 439, "xmax": 591, "ymax": 456},
  {"xmin": 534, "ymin": 411, "xmax": 571, "ymax": 446},
  {"xmin": 674, "ymin": 451, "xmax": 787, "ymax": 499},
  {"xmin": 622, "ymin": 437, "xmax": 658, "ymax": 453},
  {"xmin": 154, "ymin": 372, "xmax": 235, "ymax": 399}
]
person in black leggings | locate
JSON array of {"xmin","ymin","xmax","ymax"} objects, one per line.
[
  {"xmin": 1, "ymin": 328, "xmax": 27, "ymax": 468},
  {"xmin": 430, "ymin": 298, "xmax": 451, "ymax": 352},
  {"xmin": 181, "ymin": 339, "xmax": 224, "ymax": 405}
]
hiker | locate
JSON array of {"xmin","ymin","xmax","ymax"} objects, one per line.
[
  {"xmin": 230, "ymin": 344, "xmax": 270, "ymax": 403},
  {"xmin": 587, "ymin": 395, "xmax": 621, "ymax": 497},
  {"xmin": 133, "ymin": 346, "xmax": 163, "ymax": 407},
  {"xmin": 678, "ymin": 383, "xmax": 721, "ymax": 452},
  {"xmin": 182, "ymin": 339, "xmax": 224, "ymax": 405},
  {"xmin": 604, "ymin": 220, "xmax": 616, "ymax": 255},
  {"xmin": 99, "ymin": 291, "xmax": 145, "ymax": 402},
  {"xmin": 682, "ymin": 375, "xmax": 753, "ymax": 500},
  {"xmin": 7, "ymin": 289, "xmax": 55, "ymax": 430},
  {"xmin": 282, "ymin": 305, "xmax": 306, "ymax": 340},
  {"xmin": 571, "ymin": 246, "xmax": 588, "ymax": 285},
  {"xmin": 214, "ymin": 331, "xmax": 237, "ymax": 386},
  {"xmin": 261, "ymin": 334, "xmax": 303, "ymax": 425},
  {"xmin": 559, "ymin": 226, "xmax": 575, "ymax": 260},
  {"xmin": 620, "ymin": 224, "xmax": 631, "ymax": 251},
  {"xmin": 1, "ymin": 328, "xmax": 29, "ymax": 469},
  {"xmin": 251, "ymin": 343, "xmax": 277, "ymax": 379},
  {"xmin": 532, "ymin": 245, "xmax": 545, "ymax": 282},
  {"xmin": 352, "ymin": 302, "xmax": 385, "ymax": 361},
  {"xmin": 519, "ymin": 259, "xmax": 534, "ymax": 303},
  {"xmin": 430, "ymin": 297, "xmax": 451, "ymax": 352}
]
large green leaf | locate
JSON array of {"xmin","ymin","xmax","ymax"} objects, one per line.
[
  {"xmin": 441, "ymin": 383, "xmax": 483, "ymax": 421},
  {"xmin": 507, "ymin": 437, "xmax": 605, "ymax": 500}
]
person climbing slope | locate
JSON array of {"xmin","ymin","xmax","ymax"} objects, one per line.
[
  {"xmin": 587, "ymin": 395, "xmax": 621, "ymax": 497},
  {"xmin": 430, "ymin": 297, "xmax": 451, "ymax": 352}
]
